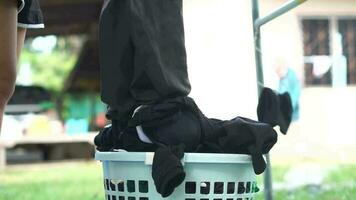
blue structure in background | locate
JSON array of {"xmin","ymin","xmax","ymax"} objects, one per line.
[{"xmin": 278, "ymin": 68, "xmax": 301, "ymax": 121}]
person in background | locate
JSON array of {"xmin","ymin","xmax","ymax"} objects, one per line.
[
  {"xmin": 274, "ymin": 57, "xmax": 301, "ymax": 121},
  {"xmin": 0, "ymin": 0, "xmax": 44, "ymax": 133}
]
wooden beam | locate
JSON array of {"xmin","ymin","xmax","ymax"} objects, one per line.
[
  {"xmin": 62, "ymin": 37, "xmax": 99, "ymax": 91},
  {"xmin": 38, "ymin": 0, "xmax": 101, "ymax": 7},
  {"xmin": 41, "ymin": 3, "xmax": 101, "ymax": 25},
  {"xmin": 26, "ymin": 23, "xmax": 95, "ymax": 37},
  {"xmin": 27, "ymin": 1, "xmax": 102, "ymax": 37}
]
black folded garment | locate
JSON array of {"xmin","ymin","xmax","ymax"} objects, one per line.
[
  {"xmin": 95, "ymin": 96, "xmax": 278, "ymax": 197},
  {"xmin": 129, "ymin": 99, "xmax": 202, "ymax": 152},
  {"xmin": 218, "ymin": 117, "xmax": 278, "ymax": 174},
  {"xmin": 94, "ymin": 125, "xmax": 117, "ymax": 152},
  {"xmin": 257, "ymin": 87, "xmax": 293, "ymax": 134},
  {"xmin": 152, "ymin": 144, "xmax": 186, "ymax": 198},
  {"xmin": 94, "ymin": 120, "xmax": 157, "ymax": 152},
  {"xmin": 129, "ymin": 97, "xmax": 277, "ymax": 175}
]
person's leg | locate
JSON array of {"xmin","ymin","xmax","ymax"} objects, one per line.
[
  {"xmin": 99, "ymin": 0, "xmax": 135, "ymax": 121},
  {"xmin": 17, "ymin": 27, "xmax": 26, "ymax": 59},
  {"xmin": 0, "ymin": 0, "xmax": 18, "ymax": 133},
  {"xmin": 129, "ymin": 0, "xmax": 191, "ymax": 101},
  {"xmin": 100, "ymin": 0, "xmax": 191, "ymax": 121}
]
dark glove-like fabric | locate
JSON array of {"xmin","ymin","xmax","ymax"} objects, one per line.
[
  {"xmin": 120, "ymin": 127, "xmax": 156, "ymax": 152},
  {"xmin": 219, "ymin": 117, "xmax": 278, "ymax": 174},
  {"xmin": 152, "ymin": 144, "xmax": 186, "ymax": 198},
  {"xmin": 257, "ymin": 87, "xmax": 292, "ymax": 134},
  {"xmin": 94, "ymin": 125, "xmax": 115, "ymax": 151},
  {"xmin": 129, "ymin": 98, "xmax": 202, "ymax": 152},
  {"xmin": 279, "ymin": 92, "xmax": 293, "ymax": 133},
  {"xmin": 94, "ymin": 119, "xmax": 130, "ymax": 151},
  {"xmin": 94, "ymin": 120, "xmax": 157, "ymax": 152}
]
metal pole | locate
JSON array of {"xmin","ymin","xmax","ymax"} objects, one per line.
[
  {"xmin": 252, "ymin": 1, "xmax": 273, "ymax": 200},
  {"xmin": 251, "ymin": 0, "xmax": 309, "ymax": 200},
  {"xmin": 252, "ymin": 0, "xmax": 264, "ymax": 95},
  {"xmin": 254, "ymin": 0, "xmax": 308, "ymax": 29},
  {"xmin": 0, "ymin": 146, "xmax": 6, "ymax": 170}
]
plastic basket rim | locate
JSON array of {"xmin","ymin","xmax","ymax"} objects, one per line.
[{"xmin": 95, "ymin": 151, "xmax": 253, "ymax": 164}]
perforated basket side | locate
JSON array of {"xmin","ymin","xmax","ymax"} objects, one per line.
[{"xmin": 96, "ymin": 152, "xmax": 258, "ymax": 200}]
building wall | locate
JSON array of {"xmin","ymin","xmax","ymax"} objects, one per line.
[
  {"xmin": 259, "ymin": 0, "xmax": 356, "ymax": 160},
  {"xmin": 259, "ymin": 0, "xmax": 304, "ymax": 86},
  {"xmin": 182, "ymin": 0, "xmax": 356, "ymax": 121},
  {"xmin": 183, "ymin": 0, "xmax": 258, "ymax": 119},
  {"xmin": 295, "ymin": 0, "xmax": 356, "ymax": 16},
  {"xmin": 259, "ymin": 0, "xmax": 356, "ymax": 86}
]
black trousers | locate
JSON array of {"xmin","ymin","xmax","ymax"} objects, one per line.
[{"xmin": 99, "ymin": 0, "xmax": 191, "ymax": 121}]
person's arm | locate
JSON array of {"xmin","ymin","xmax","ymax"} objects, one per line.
[{"xmin": 0, "ymin": 0, "xmax": 26, "ymax": 132}]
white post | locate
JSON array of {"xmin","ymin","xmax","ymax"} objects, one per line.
[{"xmin": 0, "ymin": 146, "xmax": 6, "ymax": 170}]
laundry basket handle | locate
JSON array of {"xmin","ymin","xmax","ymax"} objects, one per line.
[{"xmin": 145, "ymin": 152, "xmax": 185, "ymax": 165}]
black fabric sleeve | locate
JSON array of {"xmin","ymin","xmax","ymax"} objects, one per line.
[
  {"xmin": 18, "ymin": 0, "xmax": 44, "ymax": 29},
  {"xmin": 17, "ymin": 0, "xmax": 25, "ymax": 12}
]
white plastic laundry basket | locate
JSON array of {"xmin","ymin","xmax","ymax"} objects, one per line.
[{"xmin": 95, "ymin": 151, "xmax": 259, "ymax": 200}]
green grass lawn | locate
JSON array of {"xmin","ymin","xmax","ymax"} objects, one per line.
[
  {"xmin": 256, "ymin": 165, "xmax": 356, "ymax": 200},
  {"xmin": 0, "ymin": 162, "xmax": 355, "ymax": 200},
  {"xmin": 0, "ymin": 162, "xmax": 104, "ymax": 200}
]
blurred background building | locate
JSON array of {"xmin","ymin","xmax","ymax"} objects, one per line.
[
  {"xmin": 1, "ymin": 0, "xmax": 355, "ymax": 167},
  {"xmin": 0, "ymin": 0, "xmax": 355, "ymax": 199}
]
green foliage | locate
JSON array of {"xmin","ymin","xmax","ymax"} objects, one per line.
[
  {"xmin": 255, "ymin": 185, "xmax": 356, "ymax": 200},
  {"xmin": 0, "ymin": 162, "xmax": 104, "ymax": 200},
  {"xmin": 18, "ymin": 36, "xmax": 84, "ymax": 95},
  {"xmin": 255, "ymin": 164, "xmax": 356, "ymax": 200},
  {"xmin": 324, "ymin": 165, "xmax": 356, "ymax": 184},
  {"xmin": 0, "ymin": 163, "xmax": 355, "ymax": 200}
]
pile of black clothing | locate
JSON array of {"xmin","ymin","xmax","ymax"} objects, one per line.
[
  {"xmin": 96, "ymin": 0, "xmax": 293, "ymax": 197},
  {"xmin": 95, "ymin": 89, "xmax": 292, "ymax": 197}
]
